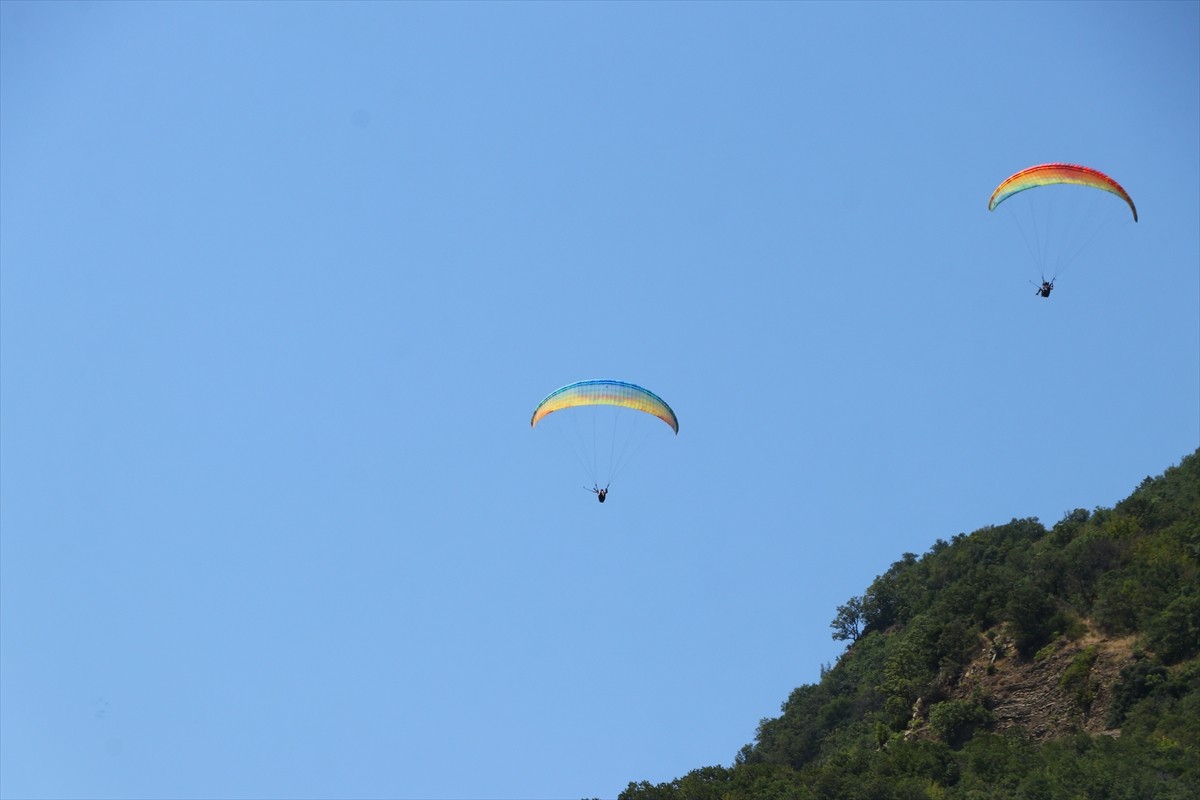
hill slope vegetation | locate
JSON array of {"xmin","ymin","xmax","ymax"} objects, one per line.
[{"xmin": 621, "ymin": 451, "xmax": 1200, "ymax": 800}]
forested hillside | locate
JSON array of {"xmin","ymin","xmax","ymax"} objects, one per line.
[{"xmin": 620, "ymin": 451, "xmax": 1200, "ymax": 800}]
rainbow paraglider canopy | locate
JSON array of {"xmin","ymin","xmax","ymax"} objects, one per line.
[{"xmin": 988, "ymin": 163, "xmax": 1137, "ymax": 222}]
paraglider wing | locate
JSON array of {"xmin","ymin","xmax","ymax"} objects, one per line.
[
  {"xmin": 988, "ymin": 163, "xmax": 1137, "ymax": 222},
  {"xmin": 531, "ymin": 379, "xmax": 679, "ymax": 434}
]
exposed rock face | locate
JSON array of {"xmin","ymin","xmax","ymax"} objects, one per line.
[{"xmin": 951, "ymin": 627, "xmax": 1138, "ymax": 741}]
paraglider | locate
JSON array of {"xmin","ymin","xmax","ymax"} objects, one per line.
[
  {"xmin": 532, "ymin": 379, "xmax": 678, "ymax": 503},
  {"xmin": 988, "ymin": 163, "xmax": 1138, "ymax": 221},
  {"xmin": 989, "ymin": 163, "xmax": 1137, "ymax": 296},
  {"xmin": 531, "ymin": 379, "xmax": 679, "ymax": 433}
]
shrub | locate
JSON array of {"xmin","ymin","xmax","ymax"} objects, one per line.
[{"xmin": 928, "ymin": 699, "xmax": 993, "ymax": 747}]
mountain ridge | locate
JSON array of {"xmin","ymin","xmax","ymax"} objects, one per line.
[{"xmin": 618, "ymin": 450, "xmax": 1200, "ymax": 800}]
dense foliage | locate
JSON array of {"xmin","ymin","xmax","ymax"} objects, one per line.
[{"xmin": 620, "ymin": 451, "xmax": 1200, "ymax": 800}]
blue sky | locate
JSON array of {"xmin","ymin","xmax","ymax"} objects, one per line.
[{"xmin": 1, "ymin": 2, "xmax": 1196, "ymax": 798}]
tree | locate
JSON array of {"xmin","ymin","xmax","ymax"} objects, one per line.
[{"xmin": 831, "ymin": 596, "xmax": 865, "ymax": 642}]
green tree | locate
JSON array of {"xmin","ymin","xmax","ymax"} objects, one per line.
[
  {"xmin": 928, "ymin": 700, "xmax": 993, "ymax": 747},
  {"xmin": 831, "ymin": 596, "xmax": 865, "ymax": 642}
]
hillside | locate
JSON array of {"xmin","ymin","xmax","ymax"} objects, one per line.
[{"xmin": 619, "ymin": 451, "xmax": 1200, "ymax": 800}]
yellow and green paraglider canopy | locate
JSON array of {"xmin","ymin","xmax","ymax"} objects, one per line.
[{"xmin": 531, "ymin": 379, "xmax": 678, "ymax": 434}]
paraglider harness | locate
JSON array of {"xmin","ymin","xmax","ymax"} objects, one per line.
[
  {"xmin": 1033, "ymin": 277, "xmax": 1054, "ymax": 298},
  {"xmin": 586, "ymin": 484, "xmax": 609, "ymax": 503}
]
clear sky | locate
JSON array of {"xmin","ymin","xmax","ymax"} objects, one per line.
[{"xmin": 1, "ymin": 2, "xmax": 1197, "ymax": 798}]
